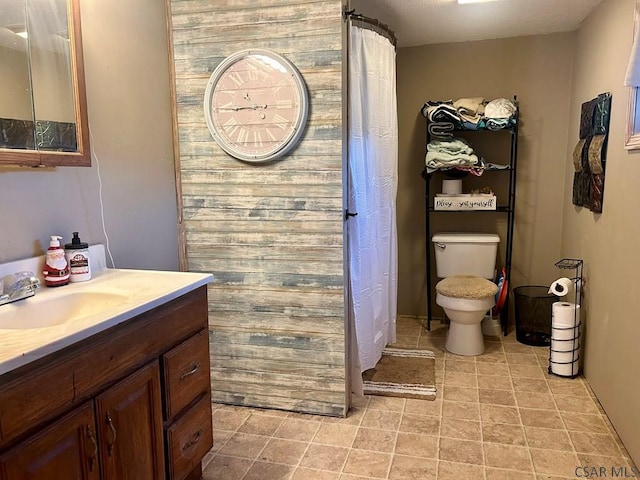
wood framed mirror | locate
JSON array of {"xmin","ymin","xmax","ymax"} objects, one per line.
[{"xmin": 0, "ymin": 0, "xmax": 89, "ymax": 167}]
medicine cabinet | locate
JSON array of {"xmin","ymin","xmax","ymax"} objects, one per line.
[{"xmin": 0, "ymin": 0, "xmax": 90, "ymax": 167}]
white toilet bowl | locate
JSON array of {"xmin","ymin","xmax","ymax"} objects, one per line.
[{"xmin": 435, "ymin": 275, "xmax": 498, "ymax": 356}]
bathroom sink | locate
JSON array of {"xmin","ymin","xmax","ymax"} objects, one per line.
[
  {"xmin": 0, "ymin": 291, "xmax": 129, "ymax": 329},
  {"xmin": 0, "ymin": 246, "xmax": 213, "ymax": 376}
]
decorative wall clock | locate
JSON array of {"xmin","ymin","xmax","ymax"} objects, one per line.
[{"xmin": 204, "ymin": 49, "xmax": 309, "ymax": 163}]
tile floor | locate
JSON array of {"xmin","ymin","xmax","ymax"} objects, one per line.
[{"xmin": 202, "ymin": 316, "xmax": 637, "ymax": 479}]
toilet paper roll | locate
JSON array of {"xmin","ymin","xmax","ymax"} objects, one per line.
[
  {"xmin": 442, "ymin": 179, "xmax": 462, "ymax": 195},
  {"xmin": 552, "ymin": 302, "xmax": 580, "ymax": 328},
  {"xmin": 550, "ymin": 359, "xmax": 580, "ymax": 377},
  {"xmin": 548, "ymin": 277, "xmax": 574, "ymax": 297},
  {"xmin": 551, "ymin": 302, "xmax": 581, "ymax": 364},
  {"xmin": 552, "ymin": 326, "xmax": 580, "ymax": 342},
  {"xmin": 551, "ymin": 335, "xmax": 580, "ymax": 352},
  {"xmin": 550, "ymin": 349, "xmax": 579, "ymax": 364}
]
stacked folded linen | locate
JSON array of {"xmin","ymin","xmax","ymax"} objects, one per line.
[
  {"xmin": 453, "ymin": 97, "xmax": 485, "ymax": 125},
  {"xmin": 428, "ymin": 122, "xmax": 455, "ymax": 138},
  {"xmin": 422, "ymin": 102, "xmax": 459, "ymax": 123},
  {"xmin": 420, "ymin": 97, "xmax": 518, "ymax": 135},
  {"xmin": 425, "ymin": 138, "xmax": 482, "ymax": 174},
  {"xmin": 483, "ymin": 98, "xmax": 518, "ymax": 130},
  {"xmin": 484, "ymin": 98, "xmax": 517, "ymax": 119}
]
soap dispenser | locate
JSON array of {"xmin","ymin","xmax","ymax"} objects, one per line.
[
  {"xmin": 65, "ymin": 232, "xmax": 91, "ymax": 282},
  {"xmin": 43, "ymin": 235, "xmax": 70, "ymax": 287}
]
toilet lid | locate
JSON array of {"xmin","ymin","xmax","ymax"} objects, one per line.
[{"xmin": 436, "ymin": 274, "xmax": 498, "ymax": 300}]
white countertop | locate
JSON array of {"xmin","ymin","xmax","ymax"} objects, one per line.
[{"xmin": 0, "ymin": 247, "xmax": 212, "ymax": 376}]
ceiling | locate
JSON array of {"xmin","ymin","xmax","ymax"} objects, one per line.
[{"xmin": 350, "ymin": 0, "xmax": 603, "ymax": 48}]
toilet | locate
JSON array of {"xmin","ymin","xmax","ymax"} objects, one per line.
[{"xmin": 432, "ymin": 233, "xmax": 500, "ymax": 356}]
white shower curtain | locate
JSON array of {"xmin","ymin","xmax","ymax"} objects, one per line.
[{"xmin": 347, "ymin": 24, "xmax": 398, "ymax": 375}]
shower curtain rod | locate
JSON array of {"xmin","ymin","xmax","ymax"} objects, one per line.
[{"xmin": 344, "ymin": 7, "xmax": 398, "ymax": 48}]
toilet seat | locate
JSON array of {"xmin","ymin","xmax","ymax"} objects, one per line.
[{"xmin": 435, "ymin": 274, "xmax": 498, "ymax": 299}]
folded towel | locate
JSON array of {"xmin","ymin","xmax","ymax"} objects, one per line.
[
  {"xmin": 484, "ymin": 162, "xmax": 510, "ymax": 171},
  {"xmin": 451, "ymin": 165, "xmax": 486, "ymax": 176},
  {"xmin": 484, "ymin": 98, "xmax": 517, "ymax": 119},
  {"xmin": 485, "ymin": 118, "xmax": 507, "ymax": 130},
  {"xmin": 428, "ymin": 122, "xmax": 455, "ymax": 138},
  {"xmin": 454, "ymin": 97, "xmax": 485, "ymax": 115},
  {"xmin": 421, "ymin": 100, "xmax": 453, "ymax": 118},
  {"xmin": 485, "ymin": 118, "xmax": 514, "ymax": 130},
  {"xmin": 454, "ymin": 97, "xmax": 485, "ymax": 124},
  {"xmin": 461, "ymin": 120, "xmax": 486, "ymax": 130},
  {"xmin": 425, "ymin": 138, "xmax": 481, "ymax": 173},
  {"xmin": 421, "ymin": 101, "xmax": 462, "ymax": 124},
  {"xmin": 428, "ymin": 105, "xmax": 460, "ymax": 123},
  {"xmin": 427, "ymin": 138, "xmax": 474, "ymax": 155},
  {"xmin": 426, "ymin": 151, "xmax": 479, "ymax": 167}
]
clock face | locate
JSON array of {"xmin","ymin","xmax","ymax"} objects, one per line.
[{"xmin": 204, "ymin": 49, "xmax": 309, "ymax": 162}]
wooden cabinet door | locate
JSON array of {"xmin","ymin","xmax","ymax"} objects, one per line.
[
  {"xmin": 0, "ymin": 401, "xmax": 100, "ymax": 480},
  {"xmin": 95, "ymin": 361, "xmax": 165, "ymax": 480}
]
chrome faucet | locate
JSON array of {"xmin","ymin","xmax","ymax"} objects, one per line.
[{"xmin": 0, "ymin": 272, "xmax": 40, "ymax": 306}]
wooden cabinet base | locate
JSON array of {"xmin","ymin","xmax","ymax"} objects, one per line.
[
  {"xmin": 95, "ymin": 361, "xmax": 165, "ymax": 480},
  {"xmin": 0, "ymin": 402, "xmax": 100, "ymax": 480},
  {"xmin": 184, "ymin": 464, "xmax": 204, "ymax": 480},
  {"xmin": 0, "ymin": 286, "xmax": 212, "ymax": 480}
]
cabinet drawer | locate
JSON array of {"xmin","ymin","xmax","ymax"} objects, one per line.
[
  {"xmin": 165, "ymin": 394, "xmax": 213, "ymax": 480},
  {"xmin": 163, "ymin": 329, "xmax": 210, "ymax": 420}
]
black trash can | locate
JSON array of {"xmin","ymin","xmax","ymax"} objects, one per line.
[{"xmin": 513, "ymin": 286, "xmax": 558, "ymax": 346}]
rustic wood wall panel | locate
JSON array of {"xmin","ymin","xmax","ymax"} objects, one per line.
[{"xmin": 168, "ymin": 0, "xmax": 346, "ymax": 416}]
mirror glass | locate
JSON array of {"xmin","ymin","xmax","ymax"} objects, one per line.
[
  {"xmin": 0, "ymin": 0, "xmax": 89, "ymax": 166},
  {"xmin": 29, "ymin": 0, "xmax": 77, "ymax": 152},
  {"xmin": 0, "ymin": 0, "xmax": 35, "ymax": 149}
]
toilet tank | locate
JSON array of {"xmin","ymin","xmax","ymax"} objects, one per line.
[{"xmin": 432, "ymin": 233, "xmax": 500, "ymax": 279}]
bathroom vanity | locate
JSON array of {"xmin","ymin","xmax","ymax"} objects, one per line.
[{"xmin": 0, "ymin": 251, "xmax": 213, "ymax": 480}]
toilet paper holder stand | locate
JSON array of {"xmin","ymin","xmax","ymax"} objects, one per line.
[
  {"xmin": 549, "ymin": 258, "xmax": 584, "ymax": 378},
  {"xmin": 553, "ymin": 258, "xmax": 584, "ymax": 303}
]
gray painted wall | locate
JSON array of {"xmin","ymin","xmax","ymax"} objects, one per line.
[
  {"xmin": 562, "ymin": 0, "xmax": 640, "ymax": 466},
  {"xmin": 0, "ymin": 0, "xmax": 179, "ymax": 272}
]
